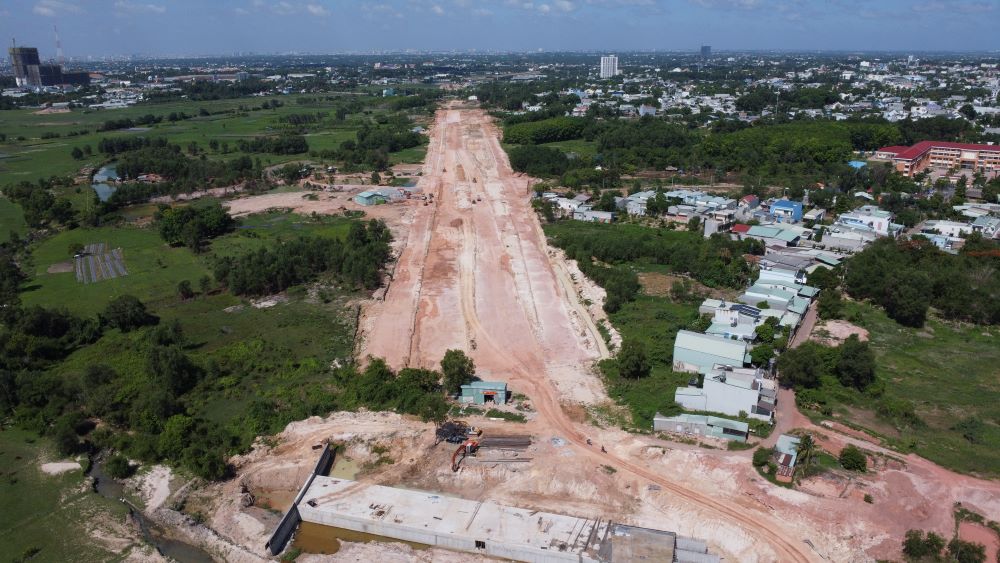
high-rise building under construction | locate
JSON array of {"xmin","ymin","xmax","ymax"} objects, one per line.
[{"xmin": 8, "ymin": 44, "xmax": 90, "ymax": 87}]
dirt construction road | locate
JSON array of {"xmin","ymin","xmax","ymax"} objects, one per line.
[{"xmin": 366, "ymin": 106, "xmax": 818, "ymax": 562}]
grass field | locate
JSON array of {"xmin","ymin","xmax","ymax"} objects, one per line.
[
  {"xmin": 53, "ymin": 291, "xmax": 356, "ymax": 437},
  {"xmin": 600, "ymin": 294, "xmax": 702, "ymax": 429},
  {"xmin": 811, "ymin": 302, "xmax": 1000, "ymax": 477},
  {"xmin": 0, "ymin": 196, "xmax": 27, "ymax": 243},
  {"xmin": 22, "ymin": 210, "xmax": 358, "ymax": 317},
  {"xmin": 22, "ymin": 225, "xmax": 212, "ymax": 317},
  {"xmin": 27, "ymin": 210, "xmax": 364, "ymax": 453},
  {"xmin": 540, "ymin": 139, "xmax": 598, "ymax": 158},
  {"xmin": 0, "ymin": 94, "xmax": 423, "ymax": 187},
  {"xmin": 0, "ymin": 428, "xmax": 130, "ymax": 563}
]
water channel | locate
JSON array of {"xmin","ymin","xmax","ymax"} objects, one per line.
[
  {"xmin": 88, "ymin": 457, "xmax": 216, "ymax": 563},
  {"xmin": 91, "ymin": 163, "xmax": 118, "ymax": 202}
]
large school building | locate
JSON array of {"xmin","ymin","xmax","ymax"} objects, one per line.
[{"xmin": 874, "ymin": 141, "xmax": 1000, "ymax": 177}]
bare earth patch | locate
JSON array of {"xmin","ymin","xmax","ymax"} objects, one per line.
[
  {"xmin": 40, "ymin": 461, "xmax": 81, "ymax": 475},
  {"xmin": 810, "ymin": 319, "xmax": 869, "ymax": 346},
  {"xmin": 958, "ymin": 521, "xmax": 999, "ymax": 563},
  {"xmin": 46, "ymin": 261, "xmax": 74, "ymax": 274}
]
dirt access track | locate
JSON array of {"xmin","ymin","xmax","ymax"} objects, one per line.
[{"xmin": 364, "ymin": 104, "xmax": 817, "ymax": 561}]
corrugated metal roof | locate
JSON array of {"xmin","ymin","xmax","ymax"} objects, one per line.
[
  {"xmin": 674, "ymin": 330, "xmax": 747, "ymax": 363},
  {"xmin": 464, "ymin": 381, "xmax": 508, "ymax": 390}
]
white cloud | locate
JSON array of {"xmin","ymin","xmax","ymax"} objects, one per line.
[
  {"xmin": 553, "ymin": 0, "xmax": 576, "ymax": 11},
  {"xmin": 260, "ymin": 1, "xmax": 331, "ymax": 16},
  {"xmin": 432, "ymin": 4, "xmax": 445, "ymax": 14},
  {"xmin": 114, "ymin": 1, "xmax": 166, "ymax": 14},
  {"xmin": 32, "ymin": 0, "xmax": 82, "ymax": 17},
  {"xmin": 306, "ymin": 3, "xmax": 330, "ymax": 16}
]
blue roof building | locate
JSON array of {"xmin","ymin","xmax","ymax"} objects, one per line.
[
  {"xmin": 355, "ymin": 191, "xmax": 386, "ymax": 206},
  {"xmin": 770, "ymin": 200, "xmax": 803, "ymax": 223},
  {"xmin": 459, "ymin": 381, "xmax": 509, "ymax": 405}
]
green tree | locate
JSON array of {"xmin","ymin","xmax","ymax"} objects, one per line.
[
  {"xmin": 371, "ymin": 171, "xmax": 381, "ymax": 185},
  {"xmin": 102, "ymin": 295, "xmax": 157, "ymax": 332},
  {"xmin": 105, "ymin": 454, "xmax": 134, "ymax": 479},
  {"xmin": 838, "ymin": 444, "xmax": 867, "ymax": 471},
  {"xmin": 796, "ymin": 434, "xmax": 816, "ymax": 471},
  {"xmin": 750, "ymin": 343, "xmax": 774, "ymax": 366},
  {"xmin": 177, "ymin": 280, "xmax": 194, "ymax": 300},
  {"xmin": 70, "ymin": 146, "xmax": 84, "ymax": 160},
  {"xmin": 687, "ymin": 216, "xmax": 702, "ymax": 232},
  {"xmin": 51, "ymin": 413, "xmax": 82, "ymax": 456},
  {"xmin": 958, "ymin": 104, "xmax": 977, "ymax": 120},
  {"xmin": 617, "ymin": 340, "xmax": 651, "ymax": 379},
  {"xmin": 441, "ymin": 349, "xmax": 475, "ymax": 394},
  {"xmin": 158, "ymin": 414, "xmax": 196, "ymax": 460},
  {"xmin": 777, "ymin": 343, "xmax": 824, "ymax": 389},
  {"xmin": 752, "ymin": 446, "xmax": 773, "ymax": 467},
  {"xmin": 903, "ymin": 530, "xmax": 945, "ymax": 559},
  {"xmin": 947, "ymin": 538, "xmax": 986, "ymax": 563},
  {"xmin": 836, "ymin": 335, "xmax": 876, "ymax": 390},
  {"xmin": 199, "ymin": 275, "xmax": 212, "ymax": 295},
  {"xmin": 817, "ymin": 289, "xmax": 843, "ymax": 320}
]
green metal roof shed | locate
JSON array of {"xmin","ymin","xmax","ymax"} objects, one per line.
[{"xmin": 460, "ymin": 381, "xmax": 509, "ymax": 405}]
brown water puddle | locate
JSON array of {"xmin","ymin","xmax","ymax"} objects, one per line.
[{"xmin": 292, "ymin": 521, "xmax": 432, "ymax": 555}]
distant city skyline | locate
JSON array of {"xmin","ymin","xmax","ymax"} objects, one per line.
[{"xmin": 0, "ymin": 0, "xmax": 997, "ymax": 59}]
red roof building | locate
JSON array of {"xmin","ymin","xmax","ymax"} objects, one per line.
[
  {"xmin": 874, "ymin": 141, "xmax": 1000, "ymax": 177},
  {"xmin": 731, "ymin": 223, "xmax": 752, "ymax": 234}
]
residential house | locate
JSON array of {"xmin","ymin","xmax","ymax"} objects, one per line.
[
  {"xmin": 774, "ymin": 434, "xmax": 801, "ymax": 481},
  {"xmin": 674, "ymin": 365, "xmax": 777, "ymax": 422},
  {"xmin": 572, "ymin": 207, "xmax": 614, "ymax": 223},
  {"xmin": 744, "ymin": 225, "xmax": 801, "ymax": 247},
  {"xmin": 972, "ymin": 215, "xmax": 1000, "ymax": 238},
  {"xmin": 803, "ymin": 208, "xmax": 826, "ymax": 223},
  {"xmin": 770, "ymin": 200, "xmax": 804, "ymax": 223},
  {"xmin": 672, "ymin": 330, "xmax": 750, "ymax": 374},
  {"xmin": 835, "ymin": 205, "xmax": 900, "ymax": 237},
  {"xmin": 653, "ymin": 413, "xmax": 749, "ymax": 442},
  {"xmin": 921, "ymin": 219, "xmax": 973, "ymax": 238}
]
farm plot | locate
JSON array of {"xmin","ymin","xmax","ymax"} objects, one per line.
[{"xmin": 75, "ymin": 243, "xmax": 129, "ymax": 284}]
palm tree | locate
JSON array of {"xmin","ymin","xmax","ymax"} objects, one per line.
[{"xmin": 796, "ymin": 434, "xmax": 816, "ymax": 475}]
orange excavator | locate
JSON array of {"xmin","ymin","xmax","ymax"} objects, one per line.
[{"xmin": 451, "ymin": 439, "xmax": 479, "ymax": 472}]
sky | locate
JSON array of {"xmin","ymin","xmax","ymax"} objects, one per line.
[{"xmin": 0, "ymin": 0, "xmax": 997, "ymax": 58}]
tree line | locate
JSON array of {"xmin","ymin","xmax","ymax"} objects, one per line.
[
  {"xmin": 214, "ymin": 220, "xmax": 392, "ymax": 296},
  {"xmin": 544, "ymin": 222, "xmax": 760, "ymax": 312},
  {"xmin": 157, "ymin": 202, "xmax": 235, "ymax": 253},
  {"xmin": 322, "ymin": 121, "xmax": 424, "ymax": 172},
  {"xmin": 235, "ymin": 134, "xmax": 309, "ymax": 155},
  {"xmin": 843, "ymin": 236, "xmax": 1000, "ymax": 327}
]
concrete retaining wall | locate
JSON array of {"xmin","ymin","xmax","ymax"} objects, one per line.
[
  {"xmin": 297, "ymin": 506, "xmax": 598, "ymax": 563},
  {"xmin": 265, "ymin": 444, "xmax": 336, "ymax": 556}
]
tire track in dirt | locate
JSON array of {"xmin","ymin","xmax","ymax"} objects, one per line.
[{"xmin": 396, "ymin": 105, "xmax": 818, "ymax": 562}]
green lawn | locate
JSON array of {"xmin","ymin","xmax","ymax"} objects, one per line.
[
  {"xmin": 815, "ymin": 302, "xmax": 1000, "ymax": 477},
  {"xmin": 0, "ymin": 428, "xmax": 131, "ymax": 563},
  {"xmin": 0, "ymin": 196, "xmax": 27, "ymax": 243}
]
